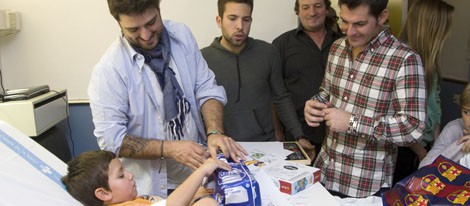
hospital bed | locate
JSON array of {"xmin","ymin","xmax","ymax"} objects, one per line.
[
  {"xmin": 0, "ymin": 120, "xmax": 80, "ymax": 205},
  {"xmin": 0, "ymin": 119, "xmax": 386, "ymax": 206}
]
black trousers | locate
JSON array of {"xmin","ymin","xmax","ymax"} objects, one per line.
[{"xmin": 393, "ymin": 146, "xmax": 420, "ymax": 186}]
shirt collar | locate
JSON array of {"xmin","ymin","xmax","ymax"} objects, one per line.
[
  {"xmin": 295, "ymin": 23, "xmax": 305, "ymax": 35},
  {"xmin": 368, "ymin": 26, "xmax": 391, "ymax": 52},
  {"xmin": 295, "ymin": 23, "xmax": 338, "ymax": 38},
  {"xmin": 346, "ymin": 26, "xmax": 391, "ymax": 53},
  {"xmin": 121, "ymin": 34, "xmax": 146, "ymax": 73}
]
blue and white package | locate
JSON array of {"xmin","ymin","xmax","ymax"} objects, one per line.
[{"xmin": 213, "ymin": 153, "xmax": 261, "ymax": 206}]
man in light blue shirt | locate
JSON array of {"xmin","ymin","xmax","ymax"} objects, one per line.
[{"xmin": 88, "ymin": 0, "xmax": 247, "ymax": 198}]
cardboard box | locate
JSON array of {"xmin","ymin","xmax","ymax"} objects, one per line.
[
  {"xmin": 262, "ymin": 160, "xmax": 321, "ymax": 195},
  {"xmin": 284, "ymin": 141, "xmax": 311, "ymax": 165}
]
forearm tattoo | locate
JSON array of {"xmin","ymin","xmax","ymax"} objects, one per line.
[{"xmin": 120, "ymin": 134, "xmax": 147, "ymax": 158}]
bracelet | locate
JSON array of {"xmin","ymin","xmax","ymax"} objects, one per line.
[
  {"xmin": 348, "ymin": 114, "xmax": 358, "ymax": 134},
  {"xmin": 206, "ymin": 129, "xmax": 223, "ymax": 137},
  {"xmin": 158, "ymin": 140, "xmax": 164, "ymax": 173},
  {"xmin": 160, "ymin": 140, "xmax": 164, "ymax": 159}
]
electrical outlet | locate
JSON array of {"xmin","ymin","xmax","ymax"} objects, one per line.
[
  {"xmin": 0, "ymin": 10, "xmax": 21, "ymax": 37},
  {"xmin": 454, "ymin": 94, "xmax": 461, "ymax": 105},
  {"xmin": 5, "ymin": 10, "xmax": 20, "ymax": 31},
  {"xmin": 7, "ymin": 11, "xmax": 17, "ymax": 29}
]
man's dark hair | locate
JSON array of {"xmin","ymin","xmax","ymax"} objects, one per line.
[
  {"xmin": 338, "ymin": 0, "xmax": 388, "ymax": 18},
  {"xmin": 294, "ymin": 0, "xmax": 332, "ymax": 15},
  {"xmin": 107, "ymin": 0, "xmax": 160, "ymax": 21},
  {"xmin": 217, "ymin": 0, "xmax": 254, "ymax": 17},
  {"xmin": 61, "ymin": 150, "xmax": 116, "ymax": 206}
]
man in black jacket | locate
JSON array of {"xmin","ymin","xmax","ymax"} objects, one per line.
[{"xmin": 272, "ymin": 0, "xmax": 343, "ymax": 158}]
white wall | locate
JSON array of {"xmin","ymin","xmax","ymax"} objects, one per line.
[
  {"xmin": 1, "ymin": 0, "xmax": 468, "ymax": 100},
  {"xmin": 0, "ymin": 0, "xmax": 298, "ymax": 100}
]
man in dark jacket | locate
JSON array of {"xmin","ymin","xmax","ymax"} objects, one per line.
[
  {"xmin": 272, "ymin": 0, "xmax": 343, "ymax": 158},
  {"xmin": 201, "ymin": 0, "xmax": 315, "ymax": 156}
]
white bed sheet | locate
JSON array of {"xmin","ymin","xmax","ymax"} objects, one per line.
[{"xmin": 0, "ymin": 120, "xmax": 80, "ymax": 205}]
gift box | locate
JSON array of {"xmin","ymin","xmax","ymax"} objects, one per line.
[
  {"xmin": 262, "ymin": 160, "xmax": 321, "ymax": 195},
  {"xmin": 213, "ymin": 153, "xmax": 261, "ymax": 206},
  {"xmin": 383, "ymin": 155, "xmax": 470, "ymax": 206}
]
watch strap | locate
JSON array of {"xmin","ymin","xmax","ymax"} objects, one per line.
[{"xmin": 206, "ymin": 129, "xmax": 223, "ymax": 137}]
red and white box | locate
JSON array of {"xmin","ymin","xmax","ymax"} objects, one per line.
[{"xmin": 262, "ymin": 160, "xmax": 321, "ymax": 195}]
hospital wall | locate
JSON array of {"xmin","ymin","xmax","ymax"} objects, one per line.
[
  {"xmin": 0, "ymin": 0, "xmax": 468, "ymax": 159},
  {"xmin": 0, "ymin": 0, "xmax": 297, "ymax": 100}
]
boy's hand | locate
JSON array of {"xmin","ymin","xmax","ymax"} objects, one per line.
[
  {"xmin": 458, "ymin": 135, "xmax": 470, "ymax": 153},
  {"xmin": 200, "ymin": 158, "xmax": 231, "ymax": 176}
]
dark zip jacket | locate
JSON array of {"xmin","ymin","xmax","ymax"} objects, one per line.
[{"xmin": 201, "ymin": 37, "xmax": 304, "ymax": 141}]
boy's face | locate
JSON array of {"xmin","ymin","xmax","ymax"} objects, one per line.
[
  {"xmin": 107, "ymin": 158, "xmax": 137, "ymax": 204},
  {"xmin": 462, "ymin": 105, "xmax": 470, "ymax": 134}
]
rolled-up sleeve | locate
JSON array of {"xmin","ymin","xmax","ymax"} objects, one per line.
[
  {"xmin": 88, "ymin": 62, "xmax": 130, "ymax": 153},
  {"xmin": 370, "ymin": 53, "xmax": 426, "ymax": 145}
]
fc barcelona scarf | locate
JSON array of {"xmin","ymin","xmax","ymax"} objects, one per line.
[{"xmin": 383, "ymin": 155, "xmax": 470, "ymax": 205}]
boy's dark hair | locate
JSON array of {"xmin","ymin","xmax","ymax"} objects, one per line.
[
  {"xmin": 107, "ymin": 0, "xmax": 160, "ymax": 21},
  {"xmin": 61, "ymin": 150, "xmax": 116, "ymax": 206},
  {"xmin": 294, "ymin": 0, "xmax": 332, "ymax": 15},
  {"xmin": 338, "ymin": 0, "xmax": 388, "ymax": 19},
  {"xmin": 217, "ymin": 0, "xmax": 254, "ymax": 17}
]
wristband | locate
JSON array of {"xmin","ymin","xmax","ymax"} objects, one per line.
[{"xmin": 206, "ymin": 129, "xmax": 223, "ymax": 137}]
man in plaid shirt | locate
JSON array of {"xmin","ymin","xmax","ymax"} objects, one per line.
[{"xmin": 304, "ymin": 0, "xmax": 426, "ymax": 198}]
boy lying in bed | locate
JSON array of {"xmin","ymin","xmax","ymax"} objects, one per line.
[{"xmin": 61, "ymin": 150, "xmax": 230, "ymax": 206}]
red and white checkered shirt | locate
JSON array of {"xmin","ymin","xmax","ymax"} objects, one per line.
[{"xmin": 314, "ymin": 27, "xmax": 426, "ymax": 197}]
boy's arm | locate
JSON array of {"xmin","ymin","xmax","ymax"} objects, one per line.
[
  {"xmin": 165, "ymin": 168, "xmax": 208, "ymax": 206},
  {"xmin": 165, "ymin": 158, "xmax": 230, "ymax": 206}
]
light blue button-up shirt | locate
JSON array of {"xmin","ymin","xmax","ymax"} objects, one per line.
[{"xmin": 88, "ymin": 20, "xmax": 226, "ymax": 197}]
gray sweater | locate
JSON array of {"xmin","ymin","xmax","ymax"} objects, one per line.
[{"xmin": 201, "ymin": 37, "xmax": 303, "ymax": 141}]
